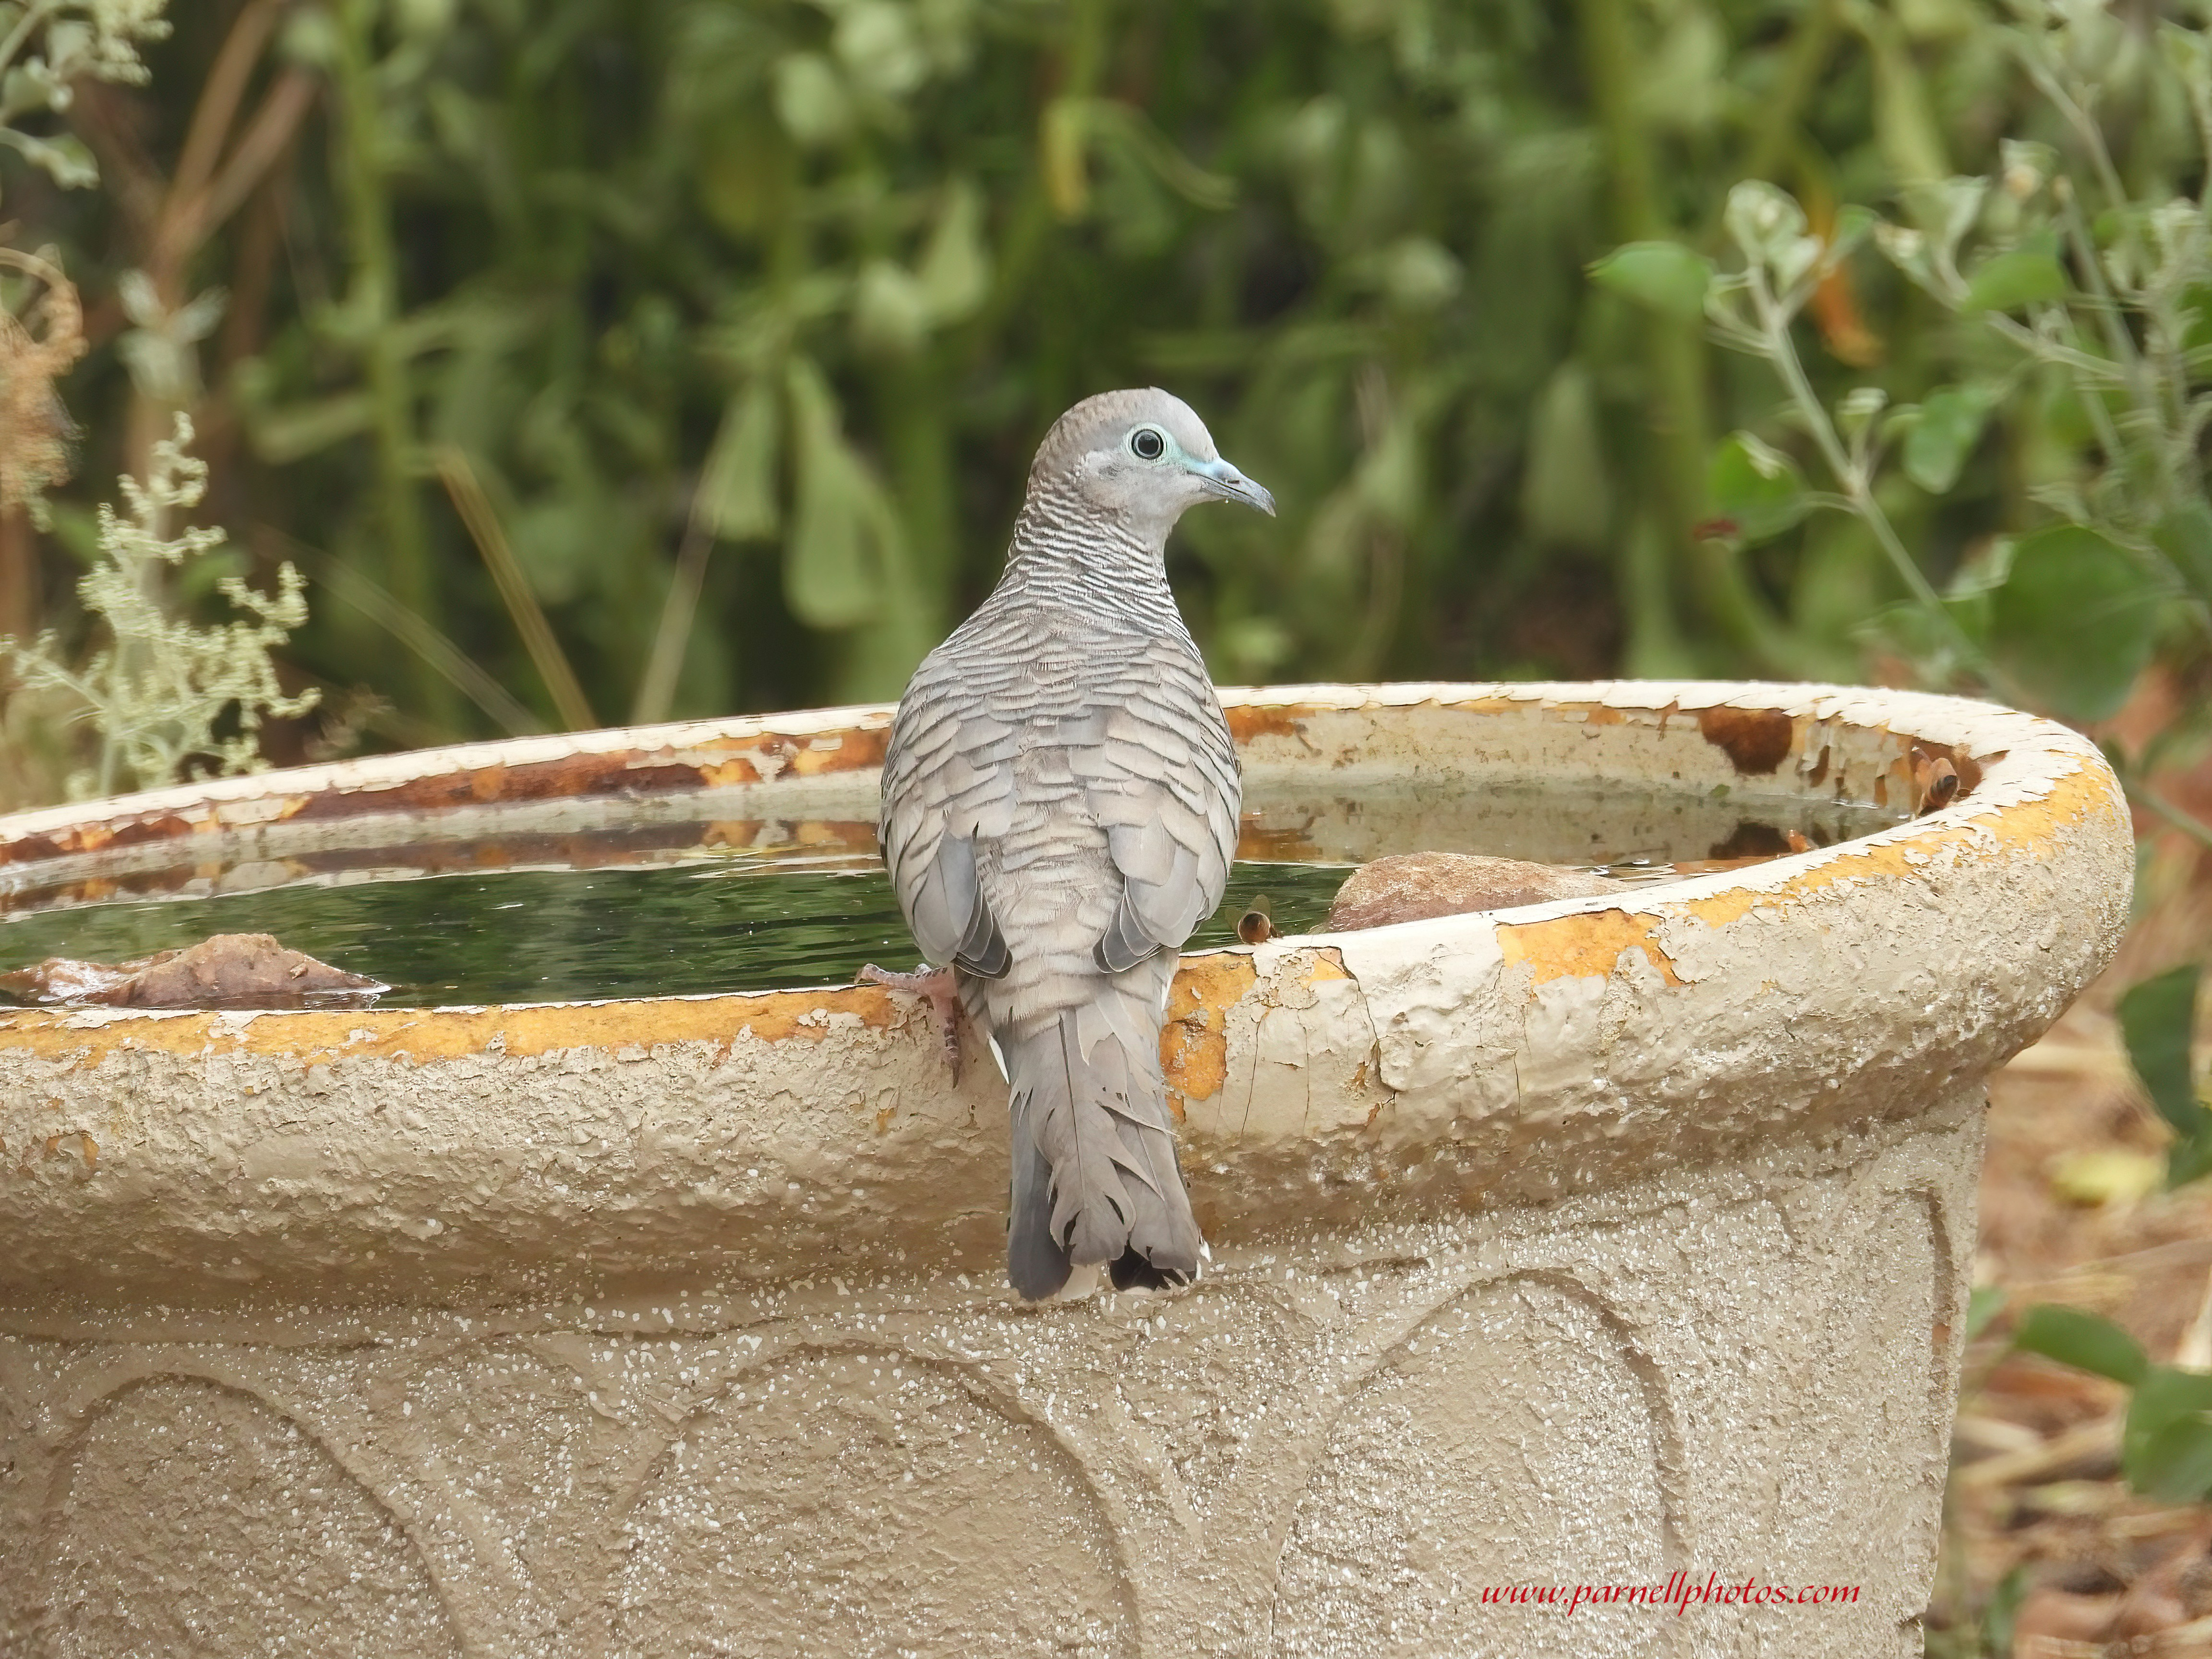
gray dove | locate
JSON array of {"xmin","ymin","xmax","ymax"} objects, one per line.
[{"xmin": 867, "ymin": 389, "xmax": 1274, "ymax": 1299}]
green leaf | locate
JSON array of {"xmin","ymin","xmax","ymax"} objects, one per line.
[
  {"xmin": 697, "ymin": 375, "xmax": 783, "ymax": 541},
  {"xmin": 1722, "ymin": 180, "xmax": 1809, "ymax": 267},
  {"xmin": 1962, "ymin": 247, "xmax": 2068, "ymax": 313},
  {"xmin": 1706, "ymin": 432, "xmax": 1808, "ymax": 543},
  {"xmin": 1901, "ymin": 385, "xmax": 1993, "ymax": 495},
  {"xmin": 1587, "ymin": 241, "xmax": 1715, "ymax": 321},
  {"xmin": 2153, "ymin": 502, "xmax": 2212, "ymax": 610},
  {"xmin": 2124, "ymin": 1365, "xmax": 2212, "ymax": 1498},
  {"xmin": 783, "ymin": 356, "xmax": 893, "ymax": 630},
  {"xmin": 1084, "ymin": 98, "xmax": 1237, "ymax": 211},
  {"xmin": 2180, "ymin": 280, "xmax": 2212, "ymax": 356},
  {"xmin": 2013, "ymin": 1303, "xmax": 2147, "ymax": 1385},
  {"xmin": 2120, "ymin": 965, "xmax": 2206, "ymax": 1138},
  {"xmin": 1964, "ymin": 1284, "xmax": 2008, "ymax": 1341},
  {"xmin": 1983, "ymin": 1565, "xmax": 2028, "ymax": 1658},
  {"xmin": 244, "ymin": 392, "xmax": 376, "ymax": 465},
  {"xmin": 0, "ymin": 128, "xmax": 98, "ymax": 190},
  {"xmin": 915, "ymin": 177, "xmax": 990, "ymax": 324},
  {"xmin": 1520, "ymin": 362, "xmax": 1611, "ymax": 551},
  {"xmin": 2134, "ymin": 1415, "xmax": 2212, "ymax": 1503},
  {"xmin": 1989, "ymin": 524, "xmax": 2158, "ymax": 721},
  {"xmin": 1827, "ymin": 203, "xmax": 1878, "ymax": 264},
  {"xmin": 2171, "ymin": 1127, "xmax": 2212, "ymax": 1188}
]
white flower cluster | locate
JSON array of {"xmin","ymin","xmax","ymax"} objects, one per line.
[
  {"xmin": 5, "ymin": 415, "xmax": 319, "ymax": 799},
  {"xmin": 0, "ymin": 0, "xmax": 172, "ymax": 200}
]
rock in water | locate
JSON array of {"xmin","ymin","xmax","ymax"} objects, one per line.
[
  {"xmin": 1326, "ymin": 852, "xmax": 1617, "ymax": 932},
  {"xmin": 877, "ymin": 388, "xmax": 1276, "ymax": 1300},
  {"xmin": 1, "ymin": 933, "xmax": 385, "ymax": 1009}
]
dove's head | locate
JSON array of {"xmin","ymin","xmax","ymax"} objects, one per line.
[{"xmin": 1028, "ymin": 388, "xmax": 1275, "ymax": 544}]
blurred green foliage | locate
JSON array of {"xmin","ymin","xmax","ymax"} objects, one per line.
[{"xmin": 0, "ymin": 0, "xmax": 2210, "ymax": 789}]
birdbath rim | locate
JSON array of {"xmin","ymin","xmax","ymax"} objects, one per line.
[
  {"xmin": 0, "ymin": 676, "xmax": 2118, "ymax": 1013},
  {"xmin": 0, "ymin": 678, "xmax": 2131, "ymax": 1304}
]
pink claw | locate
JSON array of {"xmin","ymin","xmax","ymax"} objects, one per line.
[{"xmin": 859, "ymin": 963, "xmax": 963, "ymax": 1083}]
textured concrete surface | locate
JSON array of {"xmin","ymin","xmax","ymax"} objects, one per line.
[{"xmin": 0, "ymin": 682, "xmax": 2134, "ymax": 1656}]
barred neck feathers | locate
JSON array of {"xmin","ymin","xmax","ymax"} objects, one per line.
[{"xmin": 994, "ymin": 485, "xmax": 1185, "ymax": 632}]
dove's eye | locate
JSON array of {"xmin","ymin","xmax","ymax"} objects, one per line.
[{"xmin": 1129, "ymin": 427, "xmax": 1166, "ymax": 461}]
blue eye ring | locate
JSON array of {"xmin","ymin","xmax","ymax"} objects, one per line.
[{"xmin": 1129, "ymin": 426, "xmax": 1166, "ymax": 461}]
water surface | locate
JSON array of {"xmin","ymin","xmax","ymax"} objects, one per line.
[{"xmin": 0, "ymin": 781, "xmax": 1907, "ymax": 1008}]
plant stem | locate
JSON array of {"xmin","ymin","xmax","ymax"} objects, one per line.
[
  {"xmin": 1749, "ymin": 267, "xmax": 1994, "ymax": 678},
  {"xmin": 631, "ymin": 512, "xmax": 712, "ymax": 728},
  {"xmin": 275, "ymin": 529, "xmax": 543, "ymax": 737},
  {"xmin": 1734, "ymin": 0, "xmax": 1840, "ymax": 215},
  {"xmin": 332, "ymin": 0, "xmax": 453, "ymax": 731},
  {"xmin": 0, "ymin": 2, "xmax": 57, "ymax": 89},
  {"xmin": 1579, "ymin": 0, "xmax": 1794, "ymax": 673},
  {"xmin": 2131, "ymin": 778, "xmax": 2212, "ymax": 851},
  {"xmin": 435, "ymin": 447, "xmax": 595, "ymax": 732}
]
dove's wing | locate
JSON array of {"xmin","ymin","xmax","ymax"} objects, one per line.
[
  {"xmin": 1078, "ymin": 635, "xmax": 1240, "ymax": 973},
  {"xmin": 879, "ymin": 661, "xmax": 1014, "ymax": 979}
]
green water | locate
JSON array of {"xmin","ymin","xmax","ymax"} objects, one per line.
[
  {"xmin": 0, "ymin": 777, "xmax": 1912, "ymax": 1009},
  {"xmin": 0, "ymin": 861, "xmax": 1358, "ymax": 1009}
]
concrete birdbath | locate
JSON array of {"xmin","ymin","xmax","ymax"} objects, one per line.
[{"xmin": 0, "ymin": 681, "xmax": 2129, "ymax": 1656}]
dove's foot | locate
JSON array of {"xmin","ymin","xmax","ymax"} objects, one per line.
[{"xmin": 859, "ymin": 963, "xmax": 963, "ymax": 1082}]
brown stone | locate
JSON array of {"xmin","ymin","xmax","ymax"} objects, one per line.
[
  {"xmin": 0, "ymin": 933, "xmax": 384, "ymax": 1009},
  {"xmin": 1324, "ymin": 851, "xmax": 1616, "ymax": 932}
]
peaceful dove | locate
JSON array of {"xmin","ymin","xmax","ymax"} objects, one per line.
[{"xmin": 872, "ymin": 388, "xmax": 1274, "ymax": 1299}]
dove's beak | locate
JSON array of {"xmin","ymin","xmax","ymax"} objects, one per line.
[{"xmin": 1192, "ymin": 457, "xmax": 1276, "ymax": 517}]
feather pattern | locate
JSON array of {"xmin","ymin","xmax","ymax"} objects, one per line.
[{"xmin": 877, "ymin": 388, "xmax": 1257, "ymax": 1297}]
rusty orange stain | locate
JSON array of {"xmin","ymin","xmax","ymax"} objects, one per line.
[
  {"xmin": 1225, "ymin": 705, "xmax": 1314, "ymax": 745},
  {"xmin": 0, "ymin": 985, "xmax": 903, "ymax": 1071},
  {"xmin": 698, "ymin": 757, "xmax": 762, "ymax": 788},
  {"xmin": 1161, "ymin": 951, "xmax": 1257, "ymax": 1104},
  {"xmin": 1497, "ymin": 909, "xmax": 1685, "ymax": 986},
  {"xmin": 1446, "ymin": 696, "xmax": 1521, "ymax": 716},
  {"xmin": 1580, "ymin": 704, "xmax": 1627, "ymax": 727},
  {"xmin": 469, "ymin": 764, "xmax": 507, "ymax": 804},
  {"xmin": 1234, "ymin": 821, "xmax": 1318, "ymax": 861},
  {"xmin": 788, "ymin": 726, "xmax": 889, "ymax": 775},
  {"xmin": 1302, "ymin": 951, "xmax": 1351, "ymax": 988},
  {"xmin": 1697, "ymin": 705, "xmax": 1796, "ymax": 775},
  {"xmin": 1678, "ymin": 763, "xmax": 2120, "ymax": 931}
]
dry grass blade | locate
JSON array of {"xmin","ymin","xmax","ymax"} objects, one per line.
[
  {"xmin": 434, "ymin": 446, "xmax": 595, "ymax": 733},
  {"xmin": 268, "ymin": 528, "xmax": 542, "ymax": 737},
  {"xmin": 631, "ymin": 513, "xmax": 711, "ymax": 727},
  {"xmin": 1956, "ymin": 1414, "xmax": 2124, "ymax": 1490}
]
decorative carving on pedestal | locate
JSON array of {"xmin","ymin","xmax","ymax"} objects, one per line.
[{"xmin": 5, "ymin": 1103, "xmax": 1971, "ymax": 1659}]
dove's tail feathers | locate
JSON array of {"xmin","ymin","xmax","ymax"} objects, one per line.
[
  {"xmin": 1004, "ymin": 1008, "xmax": 1202, "ymax": 1301},
  {"xmin": 1007, "ymin": 1109, "xmax": 1071, "ymax": 1299}
]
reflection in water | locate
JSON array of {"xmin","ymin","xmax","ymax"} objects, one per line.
[{"xmin": 0, "ymin": 781, "xmax": 1906, "ymax": 1010}]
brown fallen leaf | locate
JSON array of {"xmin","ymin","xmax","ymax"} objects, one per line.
[
  {"xmin": 0, "ymin": 933, "xmax": 385, "ymax": 1010},
  {"xmin": 2112, "ymin": 1518, "xmax": 2212, "ymax": 1639},
  {"xmin": 2012, "ymin": 1585, "xmax": 2122, "ymax": 1650},
  {"xmin": 1325, "ymin": 852, "xmax": 1616, "ymax": 932}
]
